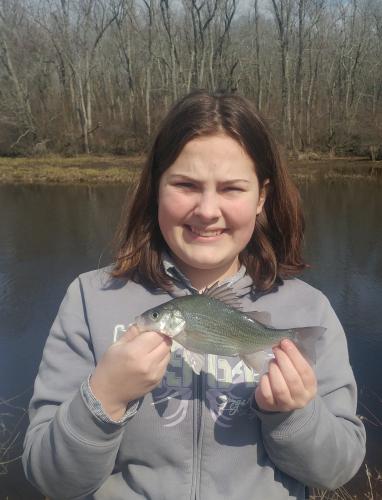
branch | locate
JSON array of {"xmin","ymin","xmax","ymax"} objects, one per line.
[{"xmin": 10, "ymin": 128, "xmax": 32, "ymax": 149}]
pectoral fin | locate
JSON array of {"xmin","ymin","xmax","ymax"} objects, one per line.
[
  {"xmin": 171, "ymin": 339, "xmax": 183, "ymax": 353},
  {"xmin": 182, "ymin": 349, "xmax": 205, "ymax": 375}
]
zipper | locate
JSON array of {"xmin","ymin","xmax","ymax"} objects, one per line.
[
  {"xmin": 190, "ymin": 360, "xmax": 206, "ymax": 500},
  {"xmin": 197, "ymin": 371, "xmax": 203, "ymax": 440}
]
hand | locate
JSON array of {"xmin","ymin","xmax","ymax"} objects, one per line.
[
  {"xmin": 90, "ymin": 325, "xmax": 172, "ymax": 420},
  {"xmin": 255, "ymin": 339, "xmax": 317, "ymax": 412}
]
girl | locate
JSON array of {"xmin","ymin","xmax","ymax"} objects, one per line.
[{"xmin": 23, "ymin": 91, "xmax": 366, "ymax": 499}]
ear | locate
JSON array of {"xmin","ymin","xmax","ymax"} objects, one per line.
[{"xmin": 256, "ymin": 179, "xmax": 270, "ymax": 215}]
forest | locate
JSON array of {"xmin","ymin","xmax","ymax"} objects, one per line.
[{"xmin": 0, "ymin": 0, "xmax": 381, "ymax": 157}]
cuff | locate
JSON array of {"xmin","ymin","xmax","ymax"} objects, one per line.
[
  {"xmin": 255, "ymin": 398, "xmax": 317, "ymax": 440},
  {"xmin": 80, "ymin": 375, "xmax": 139, "ymax": 426}
]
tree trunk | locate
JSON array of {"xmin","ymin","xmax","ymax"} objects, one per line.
[{"xmin": 254, "ymin": 0, "xmax": 262, "ymax": 110}]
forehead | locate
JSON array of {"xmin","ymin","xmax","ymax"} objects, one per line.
[{"xmin": 164, "ymin": 134, "xmax": 257, "ymax": 179}]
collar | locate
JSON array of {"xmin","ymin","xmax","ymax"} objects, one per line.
[
  {"xmin": 162, "ymin": 252, "xmax": 255, "ymax": 298},
  {"xmin": 161, "ymin": 252, "xmax": 284, "ymax": 301}
]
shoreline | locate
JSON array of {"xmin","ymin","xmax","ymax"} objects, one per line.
[{"xmin": 0, "ymin": 155, "xmax": 381, "ymax": 184}]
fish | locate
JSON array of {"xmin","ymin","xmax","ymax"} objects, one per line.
[{"xmin": 134, "ymin": 282, "xmax": 325, "ymax": 375}]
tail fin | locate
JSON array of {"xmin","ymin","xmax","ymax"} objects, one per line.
[{"xmin": 292, "ymin": 326, "xmax": 326, "ymax": 365}]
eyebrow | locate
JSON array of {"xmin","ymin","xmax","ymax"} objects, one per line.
[
  {"xmin": 167, "ymin": 174, "xmax": 250, "ymax": 183},
  {"xmin": 220, "ymin": 179, "xmax": 251, "ymax": 184}
]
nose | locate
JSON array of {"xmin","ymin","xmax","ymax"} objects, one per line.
[{"xmin": 193, "ymin": 190, "xmax": 221, "ymax": 221}]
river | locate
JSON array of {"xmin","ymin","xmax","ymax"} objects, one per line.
[{"xmin": 0, "ymin": 180, "xmax": 381, "ymax": 499}]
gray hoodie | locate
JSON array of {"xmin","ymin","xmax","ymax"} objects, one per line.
[{"xmin": 22, "ymin": 262, "xmax": 366, "ymax": 500}]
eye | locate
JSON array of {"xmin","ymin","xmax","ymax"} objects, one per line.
[
  {"xmin": 151, "ymin": 311, "xmax": 160, "ymax": 320},
  {"xmin": 175, "ymin": 182, "xmax": 195, "ymax": 189},
  {"xmin": 223, "ymin": 186, "xmax": 245, "ymax": 192}
]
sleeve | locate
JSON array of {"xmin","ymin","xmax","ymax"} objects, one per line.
[
  {"xmin": 255, "ymin": 295, "xmax": 366, "ymax": 490},
  {"xmin": 22, "ymin": 278, "xmax": 132, "ymax": 500}
]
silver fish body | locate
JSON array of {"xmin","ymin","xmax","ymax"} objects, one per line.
[{"xmin": 135, "ymin": 292, "xmax": 325, "ymax": 369}]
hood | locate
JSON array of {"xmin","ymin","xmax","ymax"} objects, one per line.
[{"xmin": 161, "ymin": 252, "xmax": 282, "ymax": 302}]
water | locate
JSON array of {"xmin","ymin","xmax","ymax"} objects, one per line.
[{"xmin": 0, "ymin": 180, "xmax": 381, "ymax": 499}]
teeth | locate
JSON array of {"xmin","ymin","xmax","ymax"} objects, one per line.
[{"xmin": 189, "ymin": 226, "xmax": 224, "ymax": 237}]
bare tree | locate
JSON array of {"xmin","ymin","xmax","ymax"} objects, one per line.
[
  {"xmin": 35, "ymin": 0, "xmax": 119, "ymax": 153},
  {"xmin": 0, "ymin": 1, "xmax": 37, "ymax": 146},
  {"xmin": 270, "ymin": 0, "xmax": 294, "ymax": 147},
  {"xmin": 160, "ymin": 0, "xmax": 179, "ymax": 100},
  {"xmin": 0, "ymin": 0, "xmax": 380, "ymax": 155}
]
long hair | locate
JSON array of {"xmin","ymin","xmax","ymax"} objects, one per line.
[{"xmin": 112, "ymin": 90, "xmax": 306, "ymax": 291}]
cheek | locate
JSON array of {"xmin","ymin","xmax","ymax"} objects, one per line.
[
  {"xmin": 228, "ymin": 198, "xmax": 258, "ymax": 235},
  {"xmin": 158, "ymin": 191, "xmax": 189, "ymax": 234},
  {"xmin": 160, "ymin": 191, "xmax": 186, "ymax": 215}
]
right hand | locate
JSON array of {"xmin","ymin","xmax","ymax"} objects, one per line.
[{"xmin": 90, "ymin": 325, "xmax": 172, "ymax": 421}]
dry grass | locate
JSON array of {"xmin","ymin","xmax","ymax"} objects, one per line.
[
  {"xmin": 310, "ymin": 387, "xmax": 381, "ymax": 499},
  {"xmin": 290, "ymin": 158, "xmax": 382, "ymax": 182},
  {"xmin": 0, "ymin": 155, "xmax": 381, "ymax": 184},
  {"xmin": 0, "ymin": 391, "xmax": 29, "ymax": 476},
  {"xmin": 0, "ymin": 154, "xmax": 143, "ymax": 184},
  {"xmin": 310, "ymin": 465, "xmax": 382, "ymax": 499},
  {"xmin": 0, "ymin": 154, "xmax": 144, "ymax": 168}
]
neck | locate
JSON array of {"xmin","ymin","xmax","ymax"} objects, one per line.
[{"xmin": 172, "ymin": 257, "xmax": 240, "ymax": 291}]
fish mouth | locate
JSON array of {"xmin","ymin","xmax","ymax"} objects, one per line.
[{"xmin": 185, "ymin": 225, "xmax": 226, "ymax": 238}]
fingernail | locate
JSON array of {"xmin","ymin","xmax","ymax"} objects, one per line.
[{"xmin": 282, "ymin": 339, "xmax": 293, "ymax": 349}]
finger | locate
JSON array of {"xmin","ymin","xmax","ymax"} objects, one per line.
[
  {"xmin": 267, "ymin": 360, "xmax": 293, "ymax": 409},
  {"xmin": 147, "ymin": 351, "xmax": 172, "ymax": 390},
  {"xmin": 147, "ymin": 336, "xmax": 173, "ymax": 362},
  {"xmin": 117, "ymin": 324, "xmax": 141, "ymax": 343},
  {"xmin": 256, "ymin": 373, "xmax": 275, "ymax": 409},
  {"xmin": 280, "ymin": 340, "xmax": 316, "ymax": 389},
  {"xmin": 132, "ymin": 330, "xmax": 171, "ymax": 353},
  {"xmin": 157, "ymin": 350, "xmax": 172, "ymax": 374},
  {"xmin": 272, "ymin": 347, "xmax": 305, "ymax": 400}
]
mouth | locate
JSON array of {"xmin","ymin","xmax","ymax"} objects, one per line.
[{"xmin": 185, "ymin": 225, "xmax": 226, "ymax": 237}]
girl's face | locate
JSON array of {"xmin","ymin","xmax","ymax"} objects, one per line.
[{"xmin": 158, "ymin": 134, "xmax": 267, "ymax": 287}]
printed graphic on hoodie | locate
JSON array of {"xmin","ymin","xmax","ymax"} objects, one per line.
[
  {"xmin": 114, "ymin": 325, "xmax": 259, "ymax": 428},
  {"xmin": 154, "ymin": 347, "xmax": 259, "ymax": 428}
]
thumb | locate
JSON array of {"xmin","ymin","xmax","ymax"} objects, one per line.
[{"xmin": 116, "ymin": 324, "xmax": 141, "ymax": 343}]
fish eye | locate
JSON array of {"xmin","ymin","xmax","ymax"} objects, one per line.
[{"xmin": 151, "ymin": 311, "xmax": 159, "ymax": 320}]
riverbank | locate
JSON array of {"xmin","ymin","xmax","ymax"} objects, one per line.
[
  {"xmin": 0, "ymin": 155, "xmax": 381, "ymax": 184},
  {"xmin": 0, "ymin": 155, "xmax": 142, "ymax": 184}
]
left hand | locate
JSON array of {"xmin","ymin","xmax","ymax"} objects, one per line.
[{"xmin": 255, "ymin": 339, "xmax": 317, "ymax": 412}]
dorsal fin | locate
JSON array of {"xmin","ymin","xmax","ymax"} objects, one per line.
[
  {"xmin": 202, "ymin": 282, "xmax": 243, "ymax": 309},
  {"xmin": 202, "ymin": 282, "xmax": 273, "ymax": 325}
]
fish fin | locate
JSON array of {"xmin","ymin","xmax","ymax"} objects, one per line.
[
  {"xmin": 171, "ymin": 339, "xmax": 183, "ymax": 353},
  {"xmin": 245, "ymin": 310, "xmax": 272, "ymax": 326},
  {"xmin": 203, "ymin": 282, "xmax": 242, "ymax": 309},
  {"xmin": 182, "ymin": 349, "xmax": 205, "ymax": 375},
  {"xmin": 241, "ymin": 350, "xmax": 274, "ymax": 375},
  {"xmin": 291, "ymin": 326, "xmax": 326, "ymax": 365}
]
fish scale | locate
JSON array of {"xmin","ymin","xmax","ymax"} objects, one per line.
[
  {"xmin": 178, "ymin": 296, "xmax": 293, "ymax": 354},
  {"xmin": 135, "ymin": 283, "xmax": 325, "ymax": 373}
]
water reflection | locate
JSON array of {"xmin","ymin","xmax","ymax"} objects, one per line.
[{"xmin": 300, "ymin": 181, "xmax": 382, "ymax": 396}]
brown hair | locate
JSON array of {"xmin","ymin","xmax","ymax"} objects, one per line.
[{"xmin": 112, "ymin": 90, "xmax": 306, "ymax": 291}]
